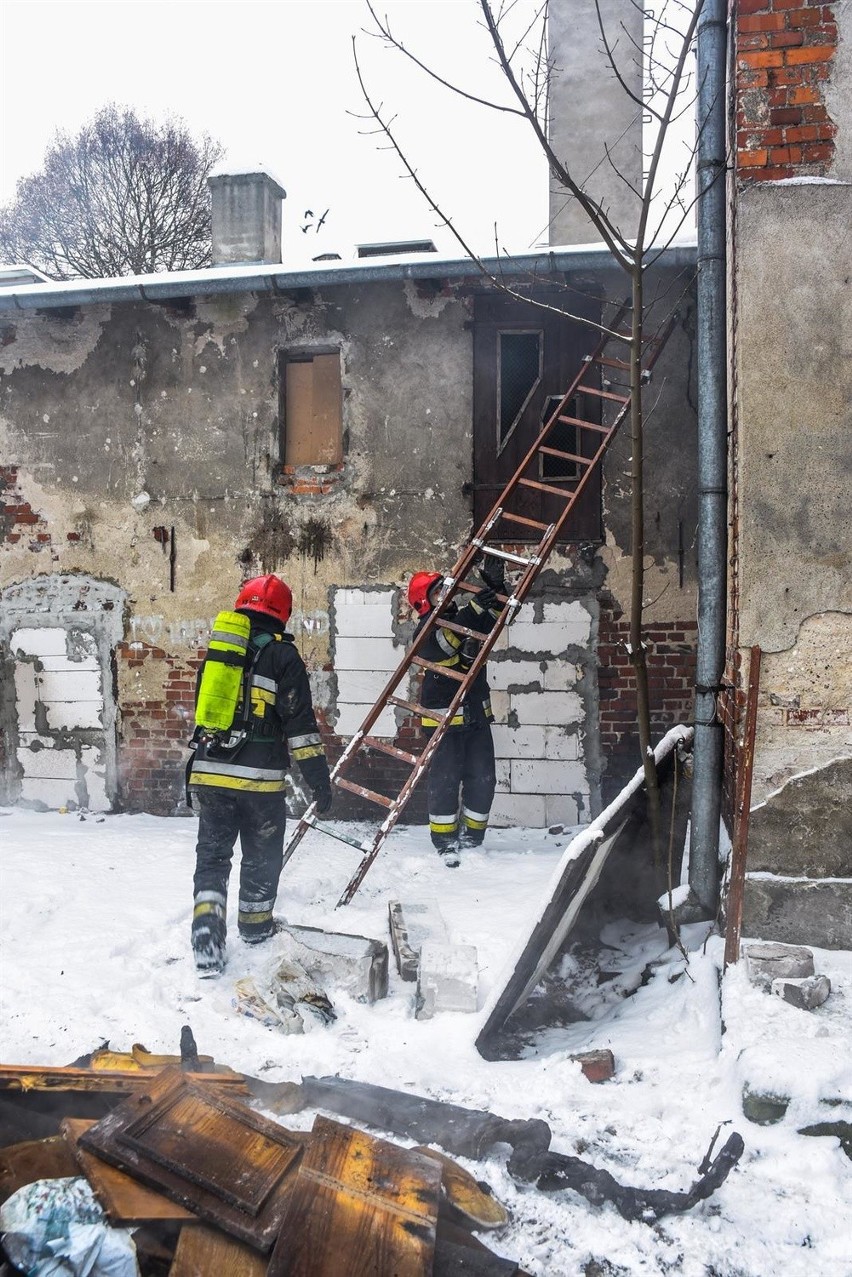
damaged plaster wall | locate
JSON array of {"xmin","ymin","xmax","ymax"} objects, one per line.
[{"xmin": 734, "ymin": 28, "xmax": 852, "ymax": 946}]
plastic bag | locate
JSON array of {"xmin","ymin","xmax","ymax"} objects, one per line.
[{"xmin": 0, "ymin": 1176, "xmax": 138, "ymax": 1276}]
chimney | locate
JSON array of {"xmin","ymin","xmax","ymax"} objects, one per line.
[{"xmin": 208, "ymin": 167, "xmax": 286, "ymax": 267}]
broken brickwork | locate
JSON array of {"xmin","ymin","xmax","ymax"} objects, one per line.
[{"xmin": 736, "ymin": 0, "xmax": 838, "ymax": 180}]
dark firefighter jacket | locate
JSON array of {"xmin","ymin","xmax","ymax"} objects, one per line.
[
  {"xmin": 188, "ymin": 612, "xmax": 330, "ymax": 795},
  {"xmin": 415, "ymin": 592, "xmax": 503, "ymax": 730}
]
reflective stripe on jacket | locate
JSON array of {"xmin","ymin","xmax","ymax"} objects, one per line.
[{"xmin": 415, "ymin": 593, "xmax": 501, "ymax": 731}]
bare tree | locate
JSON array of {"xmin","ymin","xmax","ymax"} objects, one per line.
[
  {"xmin": 356, "ymin": 0, "xmax": 710, "ymax": 862},
  {"xmin": 0, "ymin": 105, "xmax": 223, "ymax": 280}
]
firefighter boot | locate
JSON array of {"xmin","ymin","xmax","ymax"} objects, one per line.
[
  {"xmin": 191, "ymin": 891, "xmax": 227, "ymax": 976},
  {"xmin": 459, "ymin": 806, "xmax": 488, "ymax": 850}
]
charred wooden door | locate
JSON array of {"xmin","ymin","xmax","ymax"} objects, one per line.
[{"xmin": 472, "ymin": 290, "xmax": 603, "ymax": 541}]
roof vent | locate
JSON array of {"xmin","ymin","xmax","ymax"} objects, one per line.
[
  {"xmin": 0, "ymin": 264, "xmax": 53, "ymax": 287},
  {"xmin": 356, "ymin": 239, "xmax": 437, "ymax": 259}
]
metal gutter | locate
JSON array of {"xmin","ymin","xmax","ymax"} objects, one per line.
[
  {"xmin": 689, "ymin": 0, "xmax": 729, "ymax": 915},
  {"xmin": 0, "ymin": 243, "xmax": 697, "ymax": 313}
]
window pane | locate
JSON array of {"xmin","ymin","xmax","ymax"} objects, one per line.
[{"xmin": 499, "ymin": 332, "xmax": 541, "ymax": 445}]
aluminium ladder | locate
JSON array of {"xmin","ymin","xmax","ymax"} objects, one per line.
[{"xmin": 282, "ymin": 305, "xmax": 676, "ymax": 906}]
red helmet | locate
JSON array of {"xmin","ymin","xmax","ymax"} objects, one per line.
[
  {"xmin": 407, "ymin": 571, "xmax": 443, "ymax": 617},
  {"xmin": 235, "ymin": 574, "xmax": 293, "ymax": 624}
]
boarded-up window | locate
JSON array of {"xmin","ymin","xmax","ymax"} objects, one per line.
[{"xmin": 281, "ymin": 351, "xmax": 343, "ymax": 466}]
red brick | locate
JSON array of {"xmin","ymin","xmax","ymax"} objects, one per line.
[
  {"xmin": 768, "ymin": 30, "xmax": 805, "ymax": 46},
  {"xmin": 770, "ymin": 105, "xmax": 803, "ymax": 123},
  {"xmin": 738, "ymin": 0, "xmax": 773, "ymax": 12},
  {"xmin": 571, "ymin": 1050, "xmax": 615, "ymax": 1084},
  {"xmin": 801, "ymin": 140, "xmax": 834, "ymax": 161},
  {"xmin": 738, "ymin": 148, "xmax": 770, "ymax": 166},
  {"xmin": 740, "ymin": 12, "xmax": 786, "ymax": 31},
  {"xmin": 785, "ymin": 43, "xmax": 835, "ymax": 63},
  {"xmin": 739, "ymin": 49, "xmax": 786, "ymax": 68}
]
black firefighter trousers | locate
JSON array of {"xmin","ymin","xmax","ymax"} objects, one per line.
[
  {"xmin": 427, "ymin": 722, "xmax": 496, "ymax": 851},
  {"xmin": 192, "ymin": 788, "xmax": 288, "ymax": 945}
]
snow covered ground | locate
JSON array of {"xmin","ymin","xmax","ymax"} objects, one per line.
[{"xmin": 1, "ymin": 806, "xmax": 850, "ymax": 1276}]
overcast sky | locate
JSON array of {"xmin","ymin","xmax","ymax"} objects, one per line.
[{"xmin": 0, "ymin": 0, "xmax": 551, "ymax": 262}]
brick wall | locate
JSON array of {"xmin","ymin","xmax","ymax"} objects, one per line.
[
  {"xmin": 117, "ymin": 642, "xmax": 200, "ymax": 814},
  {"xmin": 736, "ymin": 0, "xmax": 838, "ymax": 180},
  {"xmin": 597, "ymin": 601, "xmax": 697, "ymax": 803}
]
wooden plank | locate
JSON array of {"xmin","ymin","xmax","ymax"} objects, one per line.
[
  {"xmin": 267, "ymin": 1114, "xmax": 441, "ymax": 1276},
  {"xmin": 62, "ymin": 1118, "xmax": 195, "ymax": 1224},
  {"xmin": 79, "ymin": 1067, "xmax": 303, "ymax": 1251},
  {"xmin": 0, "ymin": 1135, "xmax": 78, "ymax": 1206},
  {"xmin": 411, "ymin": 1146, "xmax": 508, "ymax": 1230},
  {"xmin": 0, "ymin": 1064, "xmax": 247, "ymax": 1095},
  {"xmin": 169, "ymin": 1224, "xmax": 268, "ymax": 1277}
]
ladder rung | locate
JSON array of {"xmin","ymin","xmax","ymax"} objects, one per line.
[
  {"xmin": 518, "ymin": 477, "xmax": 576, "ymax": 499},
  {"xmin": 304, "ymin": 816, "xmax": 374, "ymax": 852},
  {"xmin": 500, "ymin": 510, "xmax": 550, "ymax": 531},
  {"xmin": 558, "ymin": 415, "xmax": 610, "ymax": 434},
  {"xmin": 577, "ymin": 384, "xmax": 630, "ymax": 403},
  {"xmin": 537, "ymin": 445, "xmax": 591, "ymax": 465},
  {"xmin": 362, "ymin": 736, "xmax": 419, "ymax": 765},
  {"xmin": 453, "ymin": 582, "xmax": 509, "ymax": 606},
  {"xmin": 438, "ymin": 619, "xmax": 487, "ymax": 641},
  {"xmin": 595, "ymin": 355, "xmax": 631, "ymax": 370},
  {"xmin": 335, "ymin": 777, "xmax": 395, "ymax": 809},
  {"xmin": 388, "ymin": 695, "xmax": 447, "ymax": 720},
  {"xmin": 480, "ymin": 545, "xmax": 531, "ymax": 567},
  {"xmin": 411, "ymin": 655, "xmax": 466, "ymax": 682}
]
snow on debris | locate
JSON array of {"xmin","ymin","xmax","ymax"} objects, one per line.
[{"xmin": 1, "ymin": 804, "xmax": 851, "ymax": 1275}]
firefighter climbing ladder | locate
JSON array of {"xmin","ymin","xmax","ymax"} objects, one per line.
[{"xmin": 282, "ymin": 304, "xmax": 676, "ymax": 906}]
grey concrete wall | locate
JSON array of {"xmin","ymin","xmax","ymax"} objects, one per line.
[
  {"xmin": 547, "ymin": 0, "xmax": 643, "ymax": 245},
  {"xmin": 209, "ymin": 171, "xmax": 286, "ymax": 266}
]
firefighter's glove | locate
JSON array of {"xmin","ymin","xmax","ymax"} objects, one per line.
[
  {"xmin": 313, "ymin": 783, "xmax": 333, "ymax": 816},
  {"xmin": 479, "ymin": 561, "xmax": 506, "ymax": 594},
  {"xmin": 476, "ymin": 586, "xmax": 500, "ymax": 612}
]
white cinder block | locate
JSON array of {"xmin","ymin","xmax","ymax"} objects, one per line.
[
  {"xmin": 544, "ymin": 727, "xmax": 580, "ymax": 760},
  {"xmin": 37, "ymin": 650, "xmax": 100, "ymax": 673},
  {"xmin": 335, "ymin": 637, "xmax": 398, "ymax": 671},
  {"xmin": 17, "ymin": 745, "xmax": 78, "ymax": 780},
  {"xmin": 10, "ymin": 627, "xmax": 68, "ymax": 657},
  {"xmin": 489, "ymin": 793, "xmax": 546, "ymax": 827},
  {"xmin": 545, "ymin": 794, "xmax": 581, "ymax": 827},
  {"xmin": 42, "ymin": 700, "xmax": 103, "ymax": 731},
  {"xmin": 511, "ymin": 690, "xmax": 582, "ymax": 726},
  {"xmin": 491, "ymin": 626, "xmax": 509, "ymax": 652},
  {"xmin": 488, "ymin": 690, "xmax": 509, "ymax": 721},
  {"xmin": 511, "ymin": 759, "xmax": 589, "ymax": 795},
  {"xmin": 80, "ymin": 746, "xmax": 109, "ymax": 812},
  {"xmin": 416, "ymin": 942, "xmax": 479, "ymax": 1017},
  {"xmin": 542, "ymin": 601, "xmax": 593, "ymax": 644},
  {"xmin": 505, "ymin": 621, "xmax": 570, "ymax": 655},
  {"xmin": 543, "ymin": 661, "xmax": 578, "ymax": 691},
  {"xmin": 337, "ymin": 669, "xmax": 400, "ymax": 704},
  {"xmin": 492, "ymin": 725, "xmax": 547, "ymax": 759},
  {"xmin": 36, "ymin": 669, "xmax": 102, "ymax": 702},
  {"xmin": 13, "ymin": 665, "xmax": 38, "ymax": 732},
  {"xmin": 488, "ymin": 660, "xmax": 542, "ymax": 692},
  {"xmin": 494, "ymin": 759, "xmax": 511, "ymax": 793},
  {"xmin": 19, "ymin": 777, "xmax": 79, "ymax": 808},
  {"xmin": 334, "ymin": 703, "xmax": 397, "ymax": 738},
  {"xmin": 333, "ymin": 588, "xmax": 382, "ymax": 608},
  {"xmin": 334, "ymin": 593, "xmax": 396, "ymax": 639}
]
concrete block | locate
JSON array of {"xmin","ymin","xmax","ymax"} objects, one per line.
[
  {"xmin": 544, "ymin": 726, "xmax": 580, "ymax": 760},
  {"xmin": 510, "ymin": 690, "xmax": 582, "ymax": 726},
  {"xmin": 545, "ymin": 794, "xmax": 581, "ymax": 828},
  {"xmin": 36, "ymin": 668, "xmax": 102, "ymax": 702},
  {"xmin": 18, "ymin": 777, "xmax": 78, "ymax": 809},
  {"xmin": 488, "ymin": 660, "xmax": 542, "ymax": 692},
  {"xmin": 12, "ymin": 664, "xmax": 38, "ymax": 732},
  {"xmin": 42, "ymin": 700, "xmax": 103, "ymax": 731},
  {"xmin": 335, "ymin": 636, "xmax": 398, "ymax": 671},
  {"xmin": 337, "ymin": 669, "xmax": 398, "ymax": 704},
  {"xmin": 494, "ymin": 760, "xmax": 511, "ymax": 793},
  {"xmin": 743, "ymin": 941, "xmax": 815, "ymax": 989},
  {"xmin": 10, "ymin": 626, "xmax": 68, "ymax": 657},
  {"xmin": 388, "ymin": 898, "xmax": 449, "ymax": 981},
  {"xmin": 80, "ymin": 746, "xmax": 109, "ymax": 812},
  {"xmin": 281, "ymin": 924, "xmax": 388, "ymax": 1003},
  {"xmin": 489, "ymin": 793, "xmax": 546, "ymax": 827},
  {"xmin": 334, "ymin": 587, "xmax": 390, "ymax": 609},
  {"xmin": 771, "ymin": 974, "xmax": 831, "ymax": 1011},
  {"xmin": 334, "ymin": 702, "xmax": 396, "ymax": 739},
  {"xmin": 570, "ymin": 1049, "xmax": 615, "ymax": 1083},
  {"xmin": 541, "ymin": 600, "xmax": 592, "ymax": 644},
  {"xmin": 743, "ymin": 877, "xmax": 852, "ymax": 950},
  {"xmin": 543, "ymin": 661, "xmax": 578, "ymax": 691},
  {"xmin": 16, "ymin": 745, "xmax": 78, "ymax": 780},
  {"xmin": 416, "ymin": 942, "xmax": 479, "ymax": 1018},
  {"xmin": 505, "ymin": 621, "xmax": 571, "ymax": 655},
  {"xmin": 491, "ymin": 725, "xmax": 546, "ymax": 759},
  {"xmin": 38, "ymin": 651, "xmax": 100, "ymax": 673},
  {"xmin": 334, "ymin": 598, "xmax": 395, "ymax": 639},
  {"xmin": 489, "ymin": 690, "xmax": 510, "ymax": 721},
  {"xmin": 511, "ymin": 759, "xmax": 588, "ymax": 795}
]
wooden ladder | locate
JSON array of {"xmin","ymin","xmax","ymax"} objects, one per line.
[{"xmin": 282, "ymin": 306, "xmax": 676, "ymax": 906}]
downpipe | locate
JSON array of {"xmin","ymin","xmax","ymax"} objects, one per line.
[{"xmin": 689, "ymin": 0, "xmax": 729, "ymax": 915}]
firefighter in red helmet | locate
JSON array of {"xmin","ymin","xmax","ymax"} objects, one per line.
[
  {"xmin": 407, "ymin": 563, "xmax": 506, "ymax": 866},
  {"xmin": 187, "ymin": 574, "xmax": 331, "ymax": 975}
]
